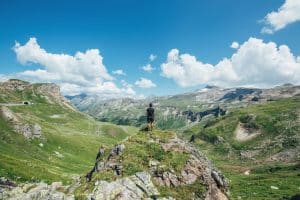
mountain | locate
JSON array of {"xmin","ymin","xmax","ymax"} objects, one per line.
[
  {"xmin": 0, "ymin": 79, "xmax": 229, "ymax": 200},
  {"xmin": 68, "ymin": 84, "xmax": 300, "ymax": 130},
  {"xmin": 1, "ymin": 79, "xmax": 299, "ymax": 200},
  {"xmin": 181, "ymin": 96, "xmax": 300, "ymax": 199},
  {"xmin": 67, "ymin": 83, "xmax": 300, "ymax": 200},
  {"xmin": 0, "ymin": 79, "xmax": 137, "ymax": 184}
]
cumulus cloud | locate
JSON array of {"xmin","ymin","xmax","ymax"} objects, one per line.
[
  {"xmin": 230, "ymin": 41, "xmax": 239, "ymax": 49},
  {"xmin": 149, "ymin": 54, "xmax": 157, "ymax": 61},
  {"xmin": 12, "ymin": 37, "xmax": 136, "ymax": 98},
  {"xmin": 135, "ymin": 78, "xmax": 156, "ymax": 88},
  {"xmin": 142, "ymin": 64, "xmax": 155, "ymax": 72},
  {"xmin": 0, "ymin": 74, "xmax": 9, "ymax": 82},
  {"xmin": 112, "ymin": 69, "xmax": 126, "ymax": 76},
  {"xmin": 261, "ymin": 0, "xmax": 300, "ymax": 34},
  {"xmin": 161, "ymin": 37, "xmax": 300, "ymax": 88}
]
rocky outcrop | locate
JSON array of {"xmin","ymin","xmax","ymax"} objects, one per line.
[
  {"xmin": 0, "ymin": 106, "xmax": 42, "ymax": 139},
  {"xmin": 89, "ymin": 172, "xmax": 159, "ymax": 200},
  {"xmin": 153, "ymin": 136, "xmax": 229, "ymax": 200},
  {"xmin": 0, "ymin": 79, "xmax": 30, "ymax": 91},
  {"xmin": 36, "ymin": 83, "xmax": 77, "ymax": 112},
  {"xmin": 0, "ymin": 180, "xmax": 74, "ymax": 200},
  {"xmin": 0, "ymin": 79, "xmax": 76, "ymax": 112},
  {"xmin": 84, "ymin": 132, "xmax": 229, "ymax": 200}
]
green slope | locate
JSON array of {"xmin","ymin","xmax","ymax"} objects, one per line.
[
  {"xmin": 181, "ymin": 97, "xmax": 300, "ymax": 199},
  {"xmin": 0, "ymin": 82, "xmax": 138, "ymax": 184}
]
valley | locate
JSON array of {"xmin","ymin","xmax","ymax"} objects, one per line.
[{"xmin": 0, "ymin": 79, "xmax": 299, "ymax": 200}]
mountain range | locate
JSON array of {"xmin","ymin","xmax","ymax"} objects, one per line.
[{"xmin": 0, "ymin": 79, "xmax": 299, "ymax": 200}]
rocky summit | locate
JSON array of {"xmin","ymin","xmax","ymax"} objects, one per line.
[{"xmin": 75, "ymin": 130, "xmax": 229, "ymax": 200}]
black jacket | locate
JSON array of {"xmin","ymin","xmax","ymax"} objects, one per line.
[{"xmin": 146, "ymin": 107, "xmax": 155, "ymax": 119}]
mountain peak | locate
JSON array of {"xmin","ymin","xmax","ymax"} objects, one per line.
[{"xmin": 205, "ymin": 85, "xmax": 220, "ymax": 89}]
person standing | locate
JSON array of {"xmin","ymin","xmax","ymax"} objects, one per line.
[{"xmin": 146, "ymin": 103, "xmax": 155, "ymax": 131}]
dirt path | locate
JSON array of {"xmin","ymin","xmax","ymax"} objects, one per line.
[{"xmin": 0, "ymin": 103, "xmax": 27, "ymax": 107}]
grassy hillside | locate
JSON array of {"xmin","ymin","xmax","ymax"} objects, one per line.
[
  {"xmin": 0, "ymin": 82, "xmax": 138, "ymax": 184},
  {"xmin": 181, "ymin": 97, "xmax": 300, "ymax": 199}
]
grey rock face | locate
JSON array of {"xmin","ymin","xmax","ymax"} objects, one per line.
[
  {"xmin": 89, "ymin": 172, "xmax": 159, "ymax": 200},
  {"xmin": 1, "ymin": 182, "xmax": 74, "ymax": 200},
  {"xmin": 0, "ymin": 106, "xmax": 42, "ymax": 139},
  {"xmin": 0, "ymin": 79, "xmax": 29, "ymax": 91},
  {"xmin": 88, "ymin": 134, "xmax": 229, "ymax": 200}
]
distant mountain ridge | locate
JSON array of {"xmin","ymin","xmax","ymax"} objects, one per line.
[{"xmin": 67, "ymin": 84, "xmax": 300, "ymax": 130}]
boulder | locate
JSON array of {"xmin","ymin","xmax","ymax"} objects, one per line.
[{"xmin": 89, "ymin": 172, "xmax": 159, "ymax": 200}]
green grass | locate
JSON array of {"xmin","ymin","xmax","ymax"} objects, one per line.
[
  {"xmin": 0, "ymin": 85, "xmax": 138, "ymax": 184},
  {"xmin": 228, "ymin": 164, "xmax": 300, "ymax": 200},
  {"xmin": 180, "ymin": 97, "xmax": 300, "ymax": 199}
]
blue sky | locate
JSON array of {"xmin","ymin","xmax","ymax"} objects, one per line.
[{"xmin": 1, "ymin": 0, "xmax": 300, "ymax": 98}]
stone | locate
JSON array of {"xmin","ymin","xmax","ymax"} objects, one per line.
[
  {"xmin": 0, "ymin": 106, "xmax": 42, "ymax": 139},
  {"xmin": 211, "ymin": 170, "xmax": 226, "ymax": 188},
  {"xmin": 89, "ymin": 172, "xmax": 159, "ymax": 200},
  {"xmin": 1, "ymin": 182, "xmax": 74, "ymax": 200},
  {"xmin": 270, "ymin": 186, "xmax": 279, "ymax": 190},
  {"xmin": 244, "ymin": 170, "xmax": 250, "ymax": 175}
]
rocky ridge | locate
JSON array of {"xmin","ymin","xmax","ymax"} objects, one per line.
[
  {"xmin": 0, "ymin": 79, "xmax": 76, "ymax": 112},
  {"xmin": 77, "ymin": 130, "xmax": 229, "ymax": 200},
  {"xmin": 0, "ymin": 106, "xmax": 42, "ymax": 139},
  {"xmin": 0, "ymin": 178, "xmax": 74, "ymax": 200}
]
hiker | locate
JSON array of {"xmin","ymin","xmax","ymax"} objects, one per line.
[
  {"xmin": 146, "ymin": 103, "xmax": 155, "ymax": 131},
  {"xmin": 85, "ymin": 145, "xmax": 105, "ymax": 182}
]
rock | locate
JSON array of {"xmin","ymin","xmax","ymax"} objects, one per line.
[
  {"xmin": 89, "ymin": 172, "xmax": 159, "ymax": 200},
  {"xmin": 54, "ymin": 151, "xmax": 64, "ymax": 158},
  {"xmin": 211, "ymin": 170, "xmax": 226, "ymax": 188},
  {"xmin": 108, "ymin": 144, "xmax": 126, "ymax": 160},
  {"xmin": 240, "ymin": 150, "xmax": 260, "ymax": 159},
  {"xmin": 32, "ymin": 124, "xmax": 42, "ymax": 137},
  {"xmin": 86, "ymin": 133, "xmax": 229, "ymax": 200},
  {"xmin": 36, "ymin": 83, "xmax": 76, "ymax": 112},
  {"xmin": 0, "ymin": 79, "xmax": 29, "ymax": 90},
  {"xmin": 0, "ymin": 106, "xmax": 42, "ymax": 139},
  {"xmin": 0, "ymin": 106, "xmax": 19, "ymax": 122},
  {"xmin": 149, "ymin": 159, "xmax": 160, "ymax": 167},
  {"xmin": 270, "ymin": 186, "xmax": 279, "ymax": 190},
  {"xmin": 243, "ymin": 170, "xmax": 250, "ymax": 175},
  {"xmin": 1, "ymin": 181, "xmax": 74, "ymax": 200},
  {"xmin": 51, "ymin": 182, "xmax": 63, "ymax": 190}
]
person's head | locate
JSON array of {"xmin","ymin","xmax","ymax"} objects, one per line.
[{"xmin": 149, "ymin": 103, "xmax": 153, "ymax": 107}]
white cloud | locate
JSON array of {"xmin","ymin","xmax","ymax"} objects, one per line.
[
  {"xmin": 11, "ymin": 37, "xmax": 136, "ymax": 98},
  {"xmin": 149, "ymin": 54, "xmax": 157, "ymax": 61},
  {"xmin": 0, "ymin": 74, "xmax": 9, "ymax": 82},
  {"xmin": 230, "ymin": 41, "xmax": 239, "ymax": 49},
  {"xmin": 142, "ymin": 64, "xmax": 155, "ymax": 72},
  {"xmin": 261, "ymin": 0, "xmax": 300, "ymax": 34},
  {"xmin": 135, "ymin": 77, "xmax": 156, "ymax": 88},
  {"xmin": 161, "ymin": 37, "xmax": 300, "ymax": 88},
  {"xmin": 112, "ymin": 69, "xmax": 126, "ymax": 76}
]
